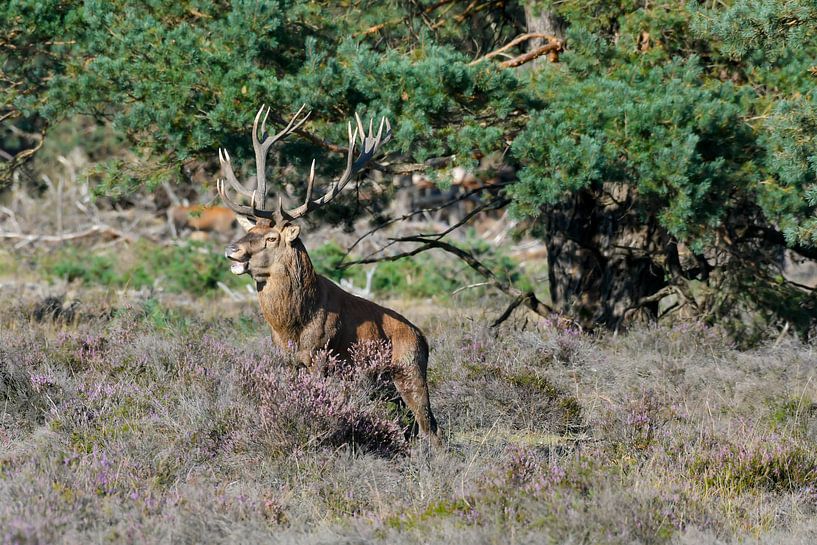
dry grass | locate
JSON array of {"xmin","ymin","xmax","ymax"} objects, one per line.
[{"xmin": 1, "ymin": 288, "xmax": 816, "ymax": 544}]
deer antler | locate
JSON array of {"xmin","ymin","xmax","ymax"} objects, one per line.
[
  {"xmin": 217, "ymin": 105, "xmax": 390, "ymax": 225},
  {"xmin": 284, "ymin": 113, "xmax": 391, "ymax": 221},
  {"xmin": 217, "ymin": 105, "xmax": 311, "ymax": 222}
]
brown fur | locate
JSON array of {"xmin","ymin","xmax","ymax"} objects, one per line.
[
  {"xmin": 170, "ymin": 205, "xmax": 236, "ymax": 233},
  {"xmin": 226, "ymin": 220, "xmax": 442, "ymax": 445}
]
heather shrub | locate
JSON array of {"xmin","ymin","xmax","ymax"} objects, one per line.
[
  {"xmin": 687, "ymin": 433, "xmax": 817, "ymax": 495},
  {"xmin": 1, "ymin": 294, "xmax": 817, "ymax": 543},
  {"xmin": 239, "ymin": 341, "xmax": 407, "ymax": 457},
  {"xmin": 430, "ymin": 321, "xmax": 587, "ymax": 436},
  {"xmin": 0, "ymin": 337, "xmax": 57, "ymax": 433}
]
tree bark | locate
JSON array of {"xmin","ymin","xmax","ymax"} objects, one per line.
[
  {"xmin": 524, "ymin": 4, "xmax": 565, "ymax": 63},
  {"xmin": 544, "ymin": 185, "xmax": 667, "ymax": 329}
]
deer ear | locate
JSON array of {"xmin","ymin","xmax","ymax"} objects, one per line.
[
  {"xmin": 284, "ymin": 224, "xmax": 301, "ymax": 243},
  {"xmin": 235, "ymin": 215, "xmax": 254, "ymax": 232}
]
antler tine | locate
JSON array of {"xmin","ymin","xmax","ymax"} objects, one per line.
[
  {"xmin": 353, "ymin": 115, "xmax": 392, "ymax": 169},
  {"xmin": 217, "ymin": 177, "xmax": 251, "ymax": 216},
  {"xmin": 305, "ymin": 159, "xmax": 317, "ymax": 204},
  {"xmin": 217, "ymin": 176, "xmax": 275, "ymax": 221},
  {"xmin": 263, "ymin": 104, "xmax": 310, "ymax": 152},
  {"xmin": 251, "ymin": 105, "xmax": 268, "ymax": 145},
  {"xmin": 251, "ymin": 104, "xmax": 312, "ymax": 211},
  {"xmin": 219, "ymin": 148, "xmax": 253, "ymax": 197},
  {"xmin": 273, "ymin": 196, "xmax": 287, "ymax": 225},
  {"xmin": 355, "ymin": 112, "xmax": 366, "ymax": 147},
  {"xmin": 285, "ymin": 113, "xmax": 391, "ymax": 221},
  {"xmin": 259, "ymin": 106, "xmax": 270, "ymax": 142}
]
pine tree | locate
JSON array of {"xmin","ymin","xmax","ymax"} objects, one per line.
[{"xmin": 2, "ymin": 1, "xmax": 815, "ymax": 336}]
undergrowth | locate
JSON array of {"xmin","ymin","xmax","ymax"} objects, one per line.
[
  {"xmin": 1, "ymin": 294, "xmax": 816, "ymax": 544},
  {"xmin": 23, "ymin": 239, "xmax": 538, "ymax": 303}
]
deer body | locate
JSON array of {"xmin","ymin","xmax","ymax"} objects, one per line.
[{"xmin": 218, "ymin": 106, "xmax": 441, "ymax": 445}]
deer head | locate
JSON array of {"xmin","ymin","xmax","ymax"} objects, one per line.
[{"xmin": 217, "ymin": 105, "xmax": 390, "ymax": 278}]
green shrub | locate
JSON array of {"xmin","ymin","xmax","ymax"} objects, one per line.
[
  {"xmin": 138, "ymin": 241, "xmax": 235, "ymax": 294},
  {"xmin": 44, "ymin": 241, "xmax": 250, "ymax": 296},
  {"xmin": 310, "ymin": 240, "xmax": 540, "ymax": 301},
  {"xmin": 310, "ymin": 241, "xmax": 364, "ymax": 285},
  {"xmin": 50, "ymin": 253, "xmax": 119, "ymax": 286},
  {"xmin": 40, "ymin": 238, "xmax": 538, "ymax": 302}
]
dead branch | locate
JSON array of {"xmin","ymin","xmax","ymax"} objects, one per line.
[
  {"xmin": 491, "ymin": 292, "xmax": 542, "ymax": 327},
  {"xmin": 0, "ymin": 225, "xmax": 139, "ymax": 245},
  {"xmin": 345, "ymin": 182, "xmax": 511, "ymax": 256},
  {"xmin": 499, "ymin": 41, "xmax": 562, "ymax": 68},
  {"xmin": 417, "ymin": 196, "xmax": 510, "ymax": 240},
  {"xmin": 357, "ymin": 0, "xmax": 458, "ymax": 36},
  {"xmin": 349, "ymin": 195, "xmax": 509, "ymax": 263},
  {"xmin": 347, "ymin": 232, "xmax": 557, "ymax": 327},
  {"xmin": 371, "ymin": 162, "xmax": 427, "ymax": 174},
  {"xmin": 0, "ymin": 131, "xmax": 46, "ymax": 186},
  {"xmin": 623, "ymin": 284, "xmax": 688, "ymax": 322},
  {"xmin": 452, "ymin": 281, "xmax": 491, "ymax": 295},
  {"xmin": 338, "ymin": 187, "xmax": 565, "ymax": 326},
  {"xmin": 469, "ymin": 32, "xmax": 560, "ymax": 66}
]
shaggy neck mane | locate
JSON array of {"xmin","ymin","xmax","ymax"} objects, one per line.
[{"xmin": 257, "ymin": 242, "xmax": 319, "ymax": 335}]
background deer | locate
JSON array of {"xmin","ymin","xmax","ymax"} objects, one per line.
[
  {"xmin": 167, "ymin": 204, "xmax": 237, "ymax": 239},
  {"xmin": 217, "ymin": 105, "xmax": 442, "ymax": 445}
]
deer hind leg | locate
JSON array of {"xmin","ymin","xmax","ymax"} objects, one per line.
[{"xmin": 392, "ymin": 345, "xmax": 443, "ymax": 447}]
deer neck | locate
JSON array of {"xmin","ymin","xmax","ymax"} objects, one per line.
[{"xmin": 256, "ymin": 244, "xmax": 319, "ymax": 337}]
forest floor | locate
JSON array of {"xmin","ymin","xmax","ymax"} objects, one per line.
[{"xmin": 1, "ymin": 282, "xmax": 816, "ymax": 545}]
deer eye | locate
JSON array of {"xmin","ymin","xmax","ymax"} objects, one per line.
[{"xmin": 264, "ymin": 233, "xmax": 279, "ymax": 245}]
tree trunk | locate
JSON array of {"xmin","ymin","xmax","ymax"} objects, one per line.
[
  {"xmin": 545, "ymin": 185, "xmax": 667, "ymax": 329},
  {"xmin": 524, "ymin": 4, "xmax": 566, "ymax": 65},
  {"xmin": 524, "ymin": 4, "xmax": 565, "ymax": 39}
]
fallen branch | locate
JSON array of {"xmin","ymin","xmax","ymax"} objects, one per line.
[{"xmin": 0, "ymin": 224, "xmax": 138, "ymax": 244}]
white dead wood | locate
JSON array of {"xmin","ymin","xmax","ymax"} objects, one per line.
[{"xmin": 0, "ymin": 225, "xmax": 137, "ymax": 248}]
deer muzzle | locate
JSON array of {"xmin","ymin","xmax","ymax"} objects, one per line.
[
  {"xmin": 230, "ymin": 261, "xmax": 249, "ymax": 275},
  {"xmin": 225, "ymin": 243, "xmax": 249, "ymax": 275}
]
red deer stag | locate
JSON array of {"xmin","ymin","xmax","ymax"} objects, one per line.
[
  {"xmin": 168, "ymin": 204, "xmax": 238, "ymax": 239},
  {"xmin": 217, "ymin": 105, "xmax": 442, "ymax": 445}
]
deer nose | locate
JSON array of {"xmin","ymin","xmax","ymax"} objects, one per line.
[{"xmin": 224, "ymin": 244, "xmax": 244, "ymax": 261}]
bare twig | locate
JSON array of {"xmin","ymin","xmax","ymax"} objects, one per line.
[
  {"xmin": 0, "ymin": 132, "xmax": 45, "ymax": 185},
  {"xmin": 350, "ymin": 195, "xmax": 508, "ymax": 264},
  {"xmin": 452, "ymin": 281, "xmax": 491, "ymax": 295},
  {"xmin": 57, "ymin": 175, "xmax": 64, "ymax": 235},
  {"xmin": 623, "ymin": 284, "xmax": 688, "ymax": 322},
  {"xmin": 356, "ymin": 0, "xmax": 457, "ymax": 36},
  {"xmin": 0, "ymin": 205, "xmax": 21, "ymax": 232},
  {"xmin": 772, "ymin": 321, "xmax": 791, "ymax": 348},
  {"xmin": 345, "ymin": 182, "xmax": 511, "ymax": 256}
]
